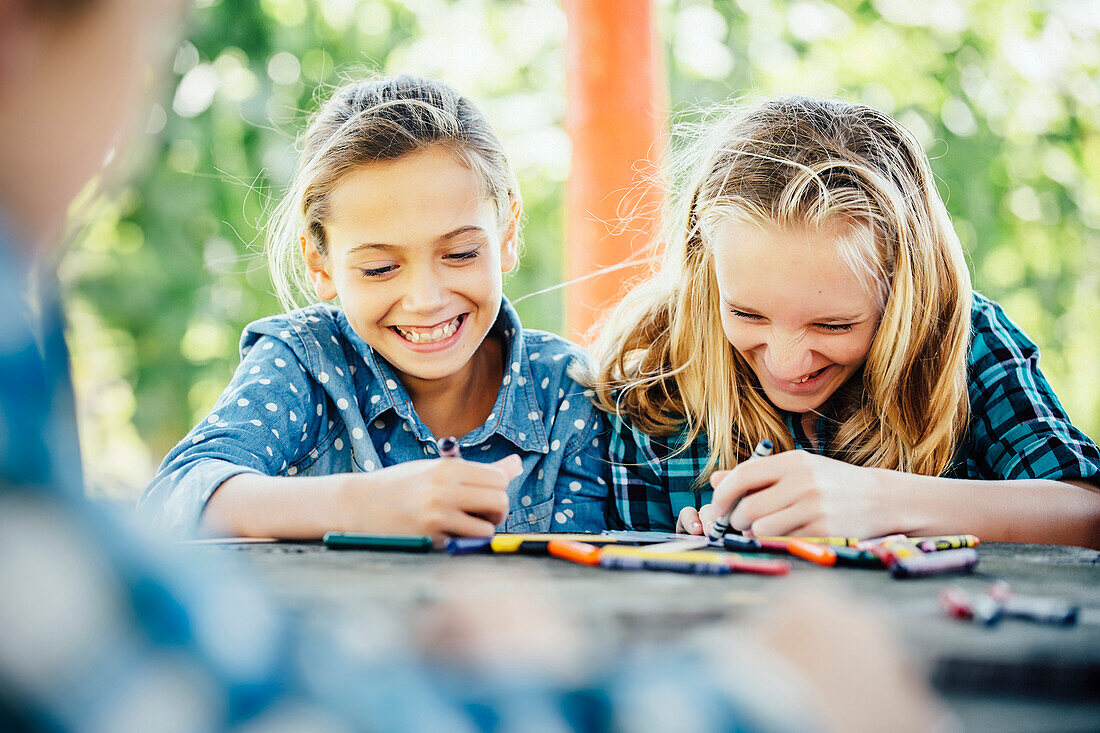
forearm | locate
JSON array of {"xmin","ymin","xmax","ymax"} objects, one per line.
[
  {"xmin": 201, "ymin": 472, "xmax": 356, "ymax": 539},
  {"xmin": 890, "ymin": 472, "xmax": 1100, "ymax": 549}
]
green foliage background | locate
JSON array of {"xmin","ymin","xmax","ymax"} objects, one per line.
[{"xmin": 65, "ymin": 0, "xmax": 1100, "ymax": 498}]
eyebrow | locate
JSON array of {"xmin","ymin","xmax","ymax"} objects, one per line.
[{"xmin": 348, "ymin": 226, "xmax": 488, "ymax": 255}]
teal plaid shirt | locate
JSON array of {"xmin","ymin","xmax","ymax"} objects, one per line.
[{"xmin": 608, "ymin": 293, "xmax": 1100, "ymax": 531}]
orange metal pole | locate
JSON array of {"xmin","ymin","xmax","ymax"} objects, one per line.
[{"xmin": 563, "ymin": 0, "xmax": 666, "ymax": 343}]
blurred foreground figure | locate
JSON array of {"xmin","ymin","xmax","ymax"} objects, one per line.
[{"xmin": 0, "ymin": 1, "xmax": 943, "ymax": 730}]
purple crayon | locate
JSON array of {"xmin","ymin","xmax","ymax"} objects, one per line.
[{"xmin": 890, "ymin": 547, "xmax": 978, "ymax": 579}]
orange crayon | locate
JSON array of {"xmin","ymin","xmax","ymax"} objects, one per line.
[
  {"xmin": 548, "ymin": 540, "xmax": 602, "ymax": 566},
  {"xmin": 787, "ymin": 538, "xmax": 837, "ymax": 567}
]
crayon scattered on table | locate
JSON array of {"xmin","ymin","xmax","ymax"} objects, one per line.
[
  {"xmin": 831, "ymin": 545, "xmax": 884, "ymax": 568},
  {"xmin": 786, "ymin": 538, "xmax": 838, "ymax": 567},
  {"xmin": 600, "ymin": 547, "xmax": 733, "ymax": 574},
  {"xmin": 547, "ymin": 540, "xmax": 602, "ymax": 566},
  {"xmin": 488, "ymin": 534, "xmax": 619, "ymax": 554},
  {"xmin": 722, "ymin": 534, "xmax": 764, "ymax": 552},
  {"xmin": 726, "ymin": 555, "xmax": 791, "ymax": 575},
  {"xmin": 939, "ymin": 587, "xmax": 974, "ymax": 620},
  {"xmin": 444, "ymin": 537, "xmax": 493, "ymax": 555},
  {"xmin": 891, "ymin": 548, "xmax": 978, "ymax": 579},
  {"xmin": 758, "ymin": 536, "xmax": 862, "ymax": 547},
  {"xmin": 868, "ymin": 535, "xmax": 923, "ymax": 567},
  {"xmin": 915, "ymin": 535, "xmax": 980, "ymax": 552},
  {"xmin": 322, "ymin": 533, "xmax": 433, "ymax": 551}
]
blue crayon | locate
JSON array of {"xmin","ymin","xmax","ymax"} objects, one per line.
[{"xmin": 444, "ymin": 537, "xmax": 493, "ymax": 555}]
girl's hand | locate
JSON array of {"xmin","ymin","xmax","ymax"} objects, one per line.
[
  {"xmin": 703, "ymin": 451, "xmax": 895, "ymax": 539},
  {"xmin": 340, "ymin": 455, "xmax": 522, "ymax": 544},
  {"xmin": 675, "ymin": 504, "xmax": 723, "ymax": 535}
]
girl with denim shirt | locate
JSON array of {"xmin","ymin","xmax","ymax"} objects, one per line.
[{"xmin": 139, "ymin": 75, "xmax": 610, "ymax": 541}]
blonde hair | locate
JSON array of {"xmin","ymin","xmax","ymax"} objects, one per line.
[
  {"xmin": 267, "ymin": 74, "xmax": 520, "ymax": 310},
  {"xmin": 589, "ymin": 96, "xmax": 972, "ymax": 483}
]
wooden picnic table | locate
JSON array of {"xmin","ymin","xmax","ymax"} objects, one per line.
[{"xmin": 196, "ymin": 540, "xmax": 1100, "ymax": 732}]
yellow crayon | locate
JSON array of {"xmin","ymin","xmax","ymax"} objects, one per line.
[
  {"xmin": 757, "ymin": 536, "xmax": 862, "ymax": 547},
  {"xmin": 913, "ymin": 534, "xmax": 980, "ymax": 551},
  {"xmin": 489, "ymin": 533, "xmax": 618, "ymax": 554}
]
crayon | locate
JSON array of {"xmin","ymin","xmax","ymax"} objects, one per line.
[
  {"xmin": 642, "ymin": 536, "xmax": 711, "ymax": 553},
  {"xmin": 600, "ymin": 530, "xmax": 684, "ymax": 543},
  {"xmin": 939, "ymin": 587, "xmax": 974, "ymax": 620},
  {"xmin": 722, "ymin": 534, "xmax": 765, "ymax": 552},
  {"xmin": 547, "ymin": 540, "xmax": 602, "ymax": 566},
  {"xmin": 786, "ymin": 538, "xmax": 837, "ymax": 567},
  {"xmin": 758, "ymin": 536, "xmax": 862, "ymax": 547},
  {"xmin": 726, "ymin": 555, "xmax": 791, "ymax": 575},
  {"xmin": 971, "ymin": 594, "xmax": 1004, "ymax": 626},
  {"xmin": 914, "ymin": 534, "xmax": 980, "ymax": 552},
  {"xmin": 444, "ymin": 537, "xmax": 493, "ymax": 555},
  {"xmin": 488, "ymin": 534, "xmax": 619, "ymax": 554},
  {"xmin": 707, "ymin": 438, "xmax": 774, "ymax": 543},
  {"xmin": 830, "ymin": 545, "xmax": 883, "ymax": 568},
  {"xmin": 599, "ymin": 548, "xmax": 733, "ymax": 574},
  {"xmin": 986, "ymin": 582, "xmax": 1078, "ymax": 625},
  {"xmin": 868, "ymin": 535, "xmax": 922, "ymax": 567},
  {"xmin": 890, "ymin": 548, "xmax": 978, "ymax": 579},
  {"xmin": 599, "ymin": 547, "xmax": 730, "ymax": 563},
  {"xmin": 322, "ymin": 533, "xmax": 433, "ymax": 551},
  {"xmin": 1003, "ymin": 596, "xmax": 1079, "ymax": 625},
  {"xmin": 757, "ymin": 538, "xmax": 792, "ymax": 552},
  {"xmin": 601, "ymin": 554, "xmax": 732, "ymax": 574}
]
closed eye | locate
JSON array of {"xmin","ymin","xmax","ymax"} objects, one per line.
[
  {"xmin": 819, "ymin": 323, "xmax": 854, "ymax": 333},
  {"xmin": 360, "ymin": 264, "xmax": 397, "ymax": 278},
  {"xmin": 729, "ymin": 308, "xmax": 764, "ymax": 321},
  {"xmin": 444, "ymin": 248, "xmax": 481, "ymax": 263}
]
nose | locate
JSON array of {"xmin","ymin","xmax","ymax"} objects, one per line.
[
  {"xmin": 402, "ymin": 264, "xmax": 448, "ymax": 315},
  {"xmin": 763, "ymin": 331, "xmax": 814, "ymax": 381}
]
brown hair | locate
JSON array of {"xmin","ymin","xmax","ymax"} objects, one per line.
[{"xmin": 268, "ymin": 74, "xmax": 520, "ymax": 309}]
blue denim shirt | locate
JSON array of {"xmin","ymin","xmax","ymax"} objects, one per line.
[{"xmin": 139, "ymin": 298, "xmax": 611, "ymax": 536}]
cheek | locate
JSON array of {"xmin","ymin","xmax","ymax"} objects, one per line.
[
  {"xmin": 719, "ymin": 315, "xmax": 758, "ymax": 353},
  {"xmin": 828, "ymin": 333, "xmax": 875, "ymax": 366}
]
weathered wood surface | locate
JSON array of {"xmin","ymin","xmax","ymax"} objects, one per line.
[{"xmin": 197, "ymin": 541, "xmax": 1100, "ymax": 732}]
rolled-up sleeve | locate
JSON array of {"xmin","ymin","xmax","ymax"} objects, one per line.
[
  {"xmin": 963, "ymin": 296, "xmax": 1100, "ymax": 483},
  {"xmin": 136, "ymin": 335, "xmax": 327, "ymax": 536}
]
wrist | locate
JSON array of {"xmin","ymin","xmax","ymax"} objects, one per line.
[{"xmin": 876, "ymin": 468, "xmax": 928, "ymax": 536}]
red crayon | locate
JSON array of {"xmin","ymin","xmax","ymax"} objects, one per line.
[{"xmin": 726, "ymin": 555, "xmax": 791, "ymax": 575}]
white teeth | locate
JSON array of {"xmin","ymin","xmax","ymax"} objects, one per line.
[
  {"xmin": 395, "ymin": 317, "xmax": 460, "ymax": 344},
  {"xmin": 793, "ymin": 368, "xmax": 825, "ymax": 384}
]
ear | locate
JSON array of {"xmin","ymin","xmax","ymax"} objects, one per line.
[
  {"xmin": 301, "ymin": 232, "xmax": 338, "ymax": 301},
  {"xmin": 499, "ymin": 193, "xmax": 521, "ymax": 273}
]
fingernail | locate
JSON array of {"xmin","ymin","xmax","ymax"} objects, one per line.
[{"xmin": 504, "ymin": 454, "xmax": 522, "ymax": 478}]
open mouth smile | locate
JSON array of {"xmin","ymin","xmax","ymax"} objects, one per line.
[
  {"xmin": 792, "ymin": 366, "xmax": 828, "ymax": 384},
  {"xmin": 391, "ymin": 314, "xmax": 465, "ymax": 345}
]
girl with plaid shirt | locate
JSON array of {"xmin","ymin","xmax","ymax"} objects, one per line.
[{"xmin": 588, "ymin": 96, "xmax": 1100, "ymax": 547}]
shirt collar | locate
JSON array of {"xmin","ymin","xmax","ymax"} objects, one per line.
[{"xmin": 339, "ymin": 298, "xmax": 550, "ymax": 453}]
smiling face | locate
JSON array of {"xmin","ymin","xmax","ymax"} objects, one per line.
[
  {"xmin": 305, "ymin": 145, "xmax": 517, "ymax": 390},
  {"xmin": 711, "ymin": 217, "xmax": 884, "ymax": 415}
]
